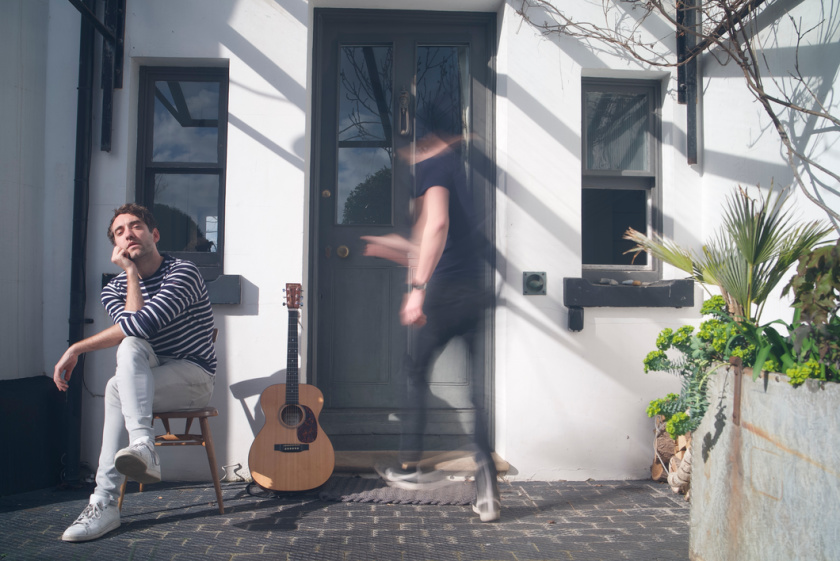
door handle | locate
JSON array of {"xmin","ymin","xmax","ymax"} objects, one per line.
[
  {"xmin": 399, "ymin": 90, "xmax": 411, "ymax": 137},
  {"xmin": 336, "ymin": 245, "xmax": 350, "ymax": 259}
]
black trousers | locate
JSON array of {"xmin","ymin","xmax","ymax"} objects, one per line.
[{"xmin": 398, "ymin": 277, "xmax": 496, "ymax": 479}]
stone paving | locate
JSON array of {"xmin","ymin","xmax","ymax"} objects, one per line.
[{"xmin": 0, "ymin": 478, "xmax": 690, "ymax": 561}]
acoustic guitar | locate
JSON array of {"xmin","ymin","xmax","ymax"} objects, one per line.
[{"xmin": 248, "ymin": 283, "xmax": 335, "ymax": 491}]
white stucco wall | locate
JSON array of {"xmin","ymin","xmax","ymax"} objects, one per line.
[
  {"xmin": 34, "ymin": 0, "xmax": 838, "ymax": 483},
  {"xmin": 1, "ymin": 0, "xmax": 48, "ymax": 381},
  {"xmin": 493, "ymin": 1, "xmax": 703, "ymax": 480}
]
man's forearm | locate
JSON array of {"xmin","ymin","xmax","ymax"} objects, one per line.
[
  {"xmin": 54, "ymin": 324, "xmax": 128, "ymax": 391},
  {"xmin": 124, "ymin": 270, "xmax": 145, "ymax": 312},
  {"xmin": 70, "ymin": 324, "xmax": 127, "ymax": 356}
]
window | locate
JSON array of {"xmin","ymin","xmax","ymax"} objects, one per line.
[
  {"xmin": 136, "ymin": 67, "xmax": 229, "ymax": 279},
  {"xmin": 581, "ymin": 79, "xmax": 660, "ymax": 282}
]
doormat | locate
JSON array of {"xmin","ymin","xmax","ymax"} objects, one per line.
[{"xmin": 318, "ymin": 476, "xmax": 475, "ymax": 505}]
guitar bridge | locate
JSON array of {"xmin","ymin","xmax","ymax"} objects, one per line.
[{"xmin": 275, "ymin": 444, "xmax": 310, "ymax": 453}]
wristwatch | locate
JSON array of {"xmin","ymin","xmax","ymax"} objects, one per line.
[{"xmin": 411, "ymin": 282, "xmax": 428, "ymax": 291}]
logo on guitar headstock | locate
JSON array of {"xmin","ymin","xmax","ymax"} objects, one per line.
[{"xmin": 284, "ymin": 283, "xmax": 302, "ymax": 310}]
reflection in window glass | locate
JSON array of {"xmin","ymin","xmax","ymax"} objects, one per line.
[
  {"xmin": 582, "ymin": 189, "xmax": 647, "ymax": 266},
  {"xmin": 337, "ymin": 45, "xmax": 394, "ymax": 225},
  {"xmin": 338, "ymin": 148, "xmax": 392, "ymax": 225},
  {"xmin": 152, "ymin": 174, "xmax": 220, "ymax": 253},
  {"xmin": 153, "ymin": 81, "xmax": 220, "ymax": 163},
  {"xmin": 204, "ymin": 216, "xmax": 218, "ymax": 252},
  {"xmin": 585, "ymin": 91, "xmax": 649, "ymax": 172},
  {"xmin": 416, "ymin": 46, "xmax": 468, "ymax": 140},
  {"xmin": 339, "ymin": 46, "xmax": 392, "ymax": 143},
  {"xmin": 138, "ymin": 67, "xmax": 228, "ymax": 275}
]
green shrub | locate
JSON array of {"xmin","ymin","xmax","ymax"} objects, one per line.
[{"xmin": 644, "ymin": 296, "xmax": 729, "ymax": 439}]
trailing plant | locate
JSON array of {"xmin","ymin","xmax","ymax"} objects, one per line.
[{"xmin": 644, "ymin": 296, "xmax": 731, "ymax": 439}]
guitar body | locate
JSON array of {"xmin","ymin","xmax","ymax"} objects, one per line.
[
  {"xmin": 248, "ymin": 382, "xmax": 335, "ymax": 491},
  {"xmin": 248, "ymin": 283, "xmax": 335, "ymax": 491}
]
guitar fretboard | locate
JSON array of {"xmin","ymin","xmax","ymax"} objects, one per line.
[{"xmin": 286, "ymin": 309, "xmax": 299, "ymax": 405}]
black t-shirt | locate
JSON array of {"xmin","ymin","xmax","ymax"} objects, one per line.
[{"xmin": 414, "ymin": 146, "xmax": 484, "ymax": 282}]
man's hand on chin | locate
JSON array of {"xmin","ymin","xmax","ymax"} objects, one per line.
[{"xmin": 111, "ymin": 245, "xmax": 137, "ymax": 272}]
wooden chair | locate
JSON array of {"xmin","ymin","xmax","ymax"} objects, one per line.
[
  {"xmin": 117, "ymin": 406, "xmax": 224, "ymax": 514},
  {"xmin": 118, "ymin": 329, "xmax": 224, "ymax": 514}
]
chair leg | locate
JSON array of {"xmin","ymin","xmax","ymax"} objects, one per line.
[
  {"xmin": 118, "ymin": 479, "xmax": 145, "ymax": 511},
  {"xmin": 118, "ymin": 478, "xmax": 127, "ymax": 511},
  {"xmin": 199, "ymin": 416, "xmax": 225, "ymax": 514}
]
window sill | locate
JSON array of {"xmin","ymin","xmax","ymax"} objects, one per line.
[
  {"xmin": 563, "ymin": 277, "xmax": 694, "ymax": 308},
  {"xmin": 206, "ymin": 274, "xmax": 241, "ymax": 305}
]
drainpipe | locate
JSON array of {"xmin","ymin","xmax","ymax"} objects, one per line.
[{"xmin": 62, "ymin": 0, "xmax": 96, "ymax": 487}]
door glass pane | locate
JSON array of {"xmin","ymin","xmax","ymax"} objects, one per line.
[
  {"xmin": 152, "ymin": 81, "xmax": 220, "ymax": 163},
  {"xmin": 152, "ymin": 173, "xmax": 220, "ymax": 253},
  {"xmin": 416, "ymin": 46, "xmax": 469, "ymax": 142},
  {"xmin": 582, "ymin": 189, "xmax": 647, "ymax": 265},
  {"xmin": 337, "ymin": 148, "xmax": 392, "ymax": 225},
  {"xmin": 584, "ymin": 91, "xmax": 649, "ymax": 172},
  {"xmin": 337, "ymin": 45, "xmax": 393, "ymax": 225}
]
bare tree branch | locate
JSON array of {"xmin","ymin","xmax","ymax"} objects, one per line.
[{"xmin": 516, "ymin": 0, "xmax": 840, "ymax": 232}]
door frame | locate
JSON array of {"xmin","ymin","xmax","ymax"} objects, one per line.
[{"xmin": 307, "ymin": 7, "xmax": 497, "ymax": 450}]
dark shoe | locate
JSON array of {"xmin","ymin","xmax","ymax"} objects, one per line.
[{"xmin": 62, "ymin": 502, "xmax": 120, "ymax": 542}]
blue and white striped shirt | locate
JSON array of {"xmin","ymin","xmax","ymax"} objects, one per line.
[{"xmin": 101, "ymin": 255, "xmax": 217, "ymax": 374}]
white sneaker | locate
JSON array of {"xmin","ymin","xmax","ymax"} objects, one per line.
[
  {"xmin": 472, "ymin": 463, "xmax": 500, "ymax": 522},
  {"xmin": 472, "ymin": 495, "xmax": 501, "ymax": 522},
  {"xmin": 115, "ymin": 439, "xmax": 161, "ymax": 484},
  {"xmin": 375, "ymin": 464, "xmax": 451, "ymax": 491},
  {"xmin": 61, "ymin": 502, "xmax": 120, "ymax": 542}
]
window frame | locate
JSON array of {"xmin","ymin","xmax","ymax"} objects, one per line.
[
  {"xmin": 580, "ymin": 78, "xmax": 662, "ymax": 283},
  {"xmin": 136, "ymin": 66, "xmax": 230, "ymax": 280}
]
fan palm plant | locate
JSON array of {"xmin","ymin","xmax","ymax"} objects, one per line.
[{"xmin": 625, "ymin": 185, "xmax": 832, "ymax": 323}]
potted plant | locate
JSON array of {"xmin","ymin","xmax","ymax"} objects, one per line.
[{"xmin": 627, "ymin": 185, "xmax": 838, "ymax": 560}]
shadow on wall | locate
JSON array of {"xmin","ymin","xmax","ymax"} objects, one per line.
[{"xmin": 229, "ymin": 369, "xmax": 288, "ymax": 437}]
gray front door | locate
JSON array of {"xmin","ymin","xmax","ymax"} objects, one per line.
[{"xmin": 309, "ymin": 9, "xmax": 495, "ymax": 451}]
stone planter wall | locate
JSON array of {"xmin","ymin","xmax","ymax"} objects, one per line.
[{"xmin": 690, "ymin": 366, "xmax": 840, "ymax": 561}]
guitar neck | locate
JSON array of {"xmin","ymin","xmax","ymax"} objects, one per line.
[{"xmin": 286, "ymin": 309, "xmax": 300, "ymax": 404}]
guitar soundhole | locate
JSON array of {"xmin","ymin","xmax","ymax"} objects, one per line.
[{"xmin": 279, "ymin": 404, "xmax": 304, "ymax": 428}]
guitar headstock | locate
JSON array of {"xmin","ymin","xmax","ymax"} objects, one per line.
[{"xmin": 284, "ymin": 283, "xmax": 302, "ymax": 309}]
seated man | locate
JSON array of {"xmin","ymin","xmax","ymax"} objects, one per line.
[{"xmin": 53, "ymin": 203, "xmax": 217, "ymax": 542}]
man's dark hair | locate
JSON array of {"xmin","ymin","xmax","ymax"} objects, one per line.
[{"xmin": 107, "ymin": 203, "xmax": 157, "ymax": 244}]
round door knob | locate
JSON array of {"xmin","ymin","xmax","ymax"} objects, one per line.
[{"xmin": 336, "ymin": 245, "xmax": 350, "ymax": 259}]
